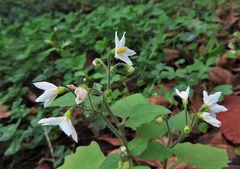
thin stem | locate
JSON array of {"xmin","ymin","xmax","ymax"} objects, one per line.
[
  {"xmin": 107, "ymin": 54, "xmax": 111, "ymax": 90},
  {"xmin": 88, "ymin": 94, "xmax": 122, "ymax": 138},
  {"xmin": 163, "ymin": 119, "xmax": 172, "ymax": 169},
  {"xmin": 44, "ymin": 128, "xmax": 55, "ymax": 161}
]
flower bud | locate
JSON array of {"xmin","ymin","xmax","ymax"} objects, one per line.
[
  {"xmin": 104, "ymin": 89, "xmax": 112, "ymax": 97},
  {"xmin": 155, "ymin": 116, "xmax": 164, "ymax": 124},
  {"xmin": 120, "ymin": 146, "xmax": 127, "ymax": 155},
  {"xmin": 183, "ymin": 125, "xmax": 191, "ymax": 135},
  {"xmin": 111, "ymin": 49, "xmax": 116, "ymax": 54},
  {"xmin": 92, "ymin": 58, "xmax": 102, "ymax": 66}
]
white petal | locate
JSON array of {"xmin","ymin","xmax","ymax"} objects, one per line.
[
  {"xmin": 203, "ymin": 90, "xmax": 209, "ymax": 104},
  {"xmin": 38, "ymin": 117, "xmax": 63, "ymax": 126},
  {"xmin": 185, "ymin": 87, "xmax": 190, "ymax": 99},
  {"xmin": 59, "ymin": 120, "xmax": 73, "ymax": 137},
  {"xmin": 208, "ymin": 92, "xmax": 222, "ymax": 105},
  {"xmin": 74, "ymin": 87, "xmax": 88, "ymax": 104},
  {"xmin": 119, "ymin": 32, "xmax": 126, "ymax": 48},
  {"xmin": 35, "ymin": 89, "xmax": 58, "ymax": 107},
  {"xmin": 124, "ymin": 47, "xmax": 136, "ymax": 56},
  {"xmin": 210, "ymin": 103, "xmax": 228, "ymax": 113},
  {"xmin": 43, "ymin": 93, "xmax": 58, "ymax": 107},
  {"xmin": 175, "ymin": 88, "xmax": 182, "ymax": 98},
  {"xmin": 33, "ymin": 82, "xmax": 57, "ymax": 91},
  {"xmin": 202, "ymin": 112, "xmax": 221, "ymax": 127},
  {"xmin": 115, "ymin": 54, "xmax": 133, "ymax": 65},
  {"xmin": 68, "ymin": 120, "xmax": 78, "ymax": 143},
  {"xmin": 115, "ymin": 31, "xmax": 119, "ymax": 49}
]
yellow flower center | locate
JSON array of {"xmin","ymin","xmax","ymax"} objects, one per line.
[{"xmin": 117, "ymin": 47, "xmax": 126, "ymax": 54}]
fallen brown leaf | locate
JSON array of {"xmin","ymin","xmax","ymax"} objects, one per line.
[{"xmin": 208, "ymin": 66, "xmax": 235, "ymax": 84}]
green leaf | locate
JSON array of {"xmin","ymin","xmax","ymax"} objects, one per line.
[
  {"xmin": 128, "ymin": 137, "xmax": 148, "ymax": 156},
  {"xmin": 58, "ymin": 141, "xmax": 105, "ymax": 169},
  {"xmin": 173, "ymin": 142, "xmax": 230, "ymax": 169},
  {"xmin": 137, "ymin": 122, "xmax": 167, "ymax": 139},
  {"xmin": 111, "ymin": 94, "xmax": 148, "ymax": 118},
  {"xmin": 126, "ymin": 104, "xmax": 171, "ymax": 128},
  {"xmin": 4, "ymin": 138, "xmax": 21, "ymax": 156},
  {"xmin": 213, "ymin": 84, "xmax": 232, "ymax": 95},
  {"xmin": 99, "ymin": 154, "xmax": 120, "ymax": 169},
  {"xmin": 168, "ymin": 111, "xmax": 185, "ymax": 130},
  {"xmin": 49, "ymin": 92, "xmax": 76, "ymax": 107},
  {"xmin": 141, "ymin": 142, "xmax": 173, "ymax": 161},
  {"xmin": 133, "ymin": 166, "xmax": 151, "ymax": 169}
]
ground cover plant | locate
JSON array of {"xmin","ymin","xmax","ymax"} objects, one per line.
[{"xmin": 0, "ymin": 0, "xmax": 240, "ymax": 169}]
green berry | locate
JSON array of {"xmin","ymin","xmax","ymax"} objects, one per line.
[
  {"xmin": 155, "ymin": 116, "xmax": 164, "ymax": 124},
  {"xmin": 183, "ymin": 125, "xmax": 191, "ymax": 135}
]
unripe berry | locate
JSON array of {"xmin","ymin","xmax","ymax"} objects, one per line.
[
  {"xmin": 155, "ymin": 116, "xmax": 164, "ymax": 124},
  {"xmin": 183, "ymin": 125, "xmax": 191, "ymax": 135}
]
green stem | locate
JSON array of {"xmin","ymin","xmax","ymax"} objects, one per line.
[
  {"xmin": 163, "ymin": 119, "xmax": 172, "ymax": 169},
  {"xmin": 88, "ymin": 94, "xmax": 121, "ymax": 138},
  {"xmin": 107, "ymin": 53, "xmax": 111, "ymax": 90}
]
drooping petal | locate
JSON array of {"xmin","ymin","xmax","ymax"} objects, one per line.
[
  {"xmin": 115, "ymin": 31, "xmax": 119, "ymax": 49},
  {"xmin": 35, "ymin": 89, "xmax": 56, "ymax": 103},
  {"xmin": 124, "ymin": 47, "xmax": 136, "ymax": 56},
  {"xmin": 33, "ymin": 82, "xmax": 57, "ymax": 91},
  {"xmin": 209, "ymin": 103, "xmax": 228, "ymax": 113},
  {"xmin": 74, "ymin": 87, "xmax": 88, "ymax": 104},
  {"xmin": 43, "ymin": 92, "xmax": 58, "ymax": 107},
  {"xmin": 68, "ymin": 120, "xmax": 78, "ymax": 143},
  {"xmin": 202, "ymin": 112, "xmax": 221, "ymax": 127},
  {"xmin": 207, "ymin": 92, "xmax": 222, "ymax": 105},
  {"xmin": 59, "ymin": 120, "xmax": 73, "ymax": 137},
  {"xmin": 119, "ymin": 32, "xmax": 126, "ymax": 48},
  {"xmin": 115, "ymin": 54, "xmax": 133, "ymax": 65},
  {"xmin": 38, "ymin": 117, "xmax": 63, "ymax": 126}
]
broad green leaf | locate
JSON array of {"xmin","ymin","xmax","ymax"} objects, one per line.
[
  {"xmin": 213, "ymin": 84, "xmax": 232, "ymax": 95},
  {"xmin": 58, "ymin": 141, "xmax": 105, "ymax": 169},
  {"xmin": 168, "ymin": 111, "xmax": 185, "ymax": 130},
  {"xmin": 126, "ymin": 104, "xmax": 171, "ymax": 128},
  {"xmin": 137, "ymin": 122, "xmax": 167, "ymax": 139},
  {"xmin": 99, "ymin": 154, "xmax": 119, "ymax": 169},
  {"xmin": 173, "ymin": 142, "xmax": 230, "ymax": 169},
  {"xmin": 111, "ymin": 94, "xmax": 148, "ymax": 118},
  {"xmin": 141, "ymin": 142, "xmax": 173, "ymax": 161},
  {"xmin": 49, "ymin": 92, "xmax": 76, "ymax": 107},
  {"xmin": 128, "ymin": 137, "xmax": 148, "ymax": 156},
  {"xmin": 133, "ymin": 166, "xmax": 151, "ymax": 169},
  {"xmin": 4, "ymin": 139, "xmax": 21, "ymax": 156}
]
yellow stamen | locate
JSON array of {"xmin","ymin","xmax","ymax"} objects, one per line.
[{"xmin": 117, "ymin": 47, "xmax": 126, "ymax": 54}]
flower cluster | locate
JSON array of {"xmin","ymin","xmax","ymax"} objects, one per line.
[
  {"xmin": 175, "ymin": 87, "xmax": 228, "ymax": 128},
  {"xmin": 34, "ymin": 31, "xmax": 136, "ymax": 142}
]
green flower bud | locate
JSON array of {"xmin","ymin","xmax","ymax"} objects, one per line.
[
  {"xmin": 111, "ymin": 49, "xmax": 116, "ymax": 54},
  {"xmin": 104, "ymin": 89, "xmax": 112, "ymax": 97},
  {"xmin": 92, "ymin": 58, "xmax": 102, "ymax": 66},
  {"xmin": 183, "ymin": 125, "xmax": 191, "ymax": 135},
  {"xmin": 155, "ymin": 116, "xmax": 164, "ymax": 124}
]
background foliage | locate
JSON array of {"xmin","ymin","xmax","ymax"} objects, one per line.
[{"xmin": 0, "ymin": 0, "xmax": 237, "ymax": 168}]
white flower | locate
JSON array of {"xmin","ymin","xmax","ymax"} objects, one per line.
[
  {"xmin": 203, "ymin": 90, "xmax": 228, "ymax": 117},
  {"xmin": 200, "ymin": 112, "xmax": 221, "ymax": 128},
  {"xmin": 114, "ymin": 31, "xmax": 136, "ymax": 66},
  {"xmin": 34, "ymin": 82, "xmax": 63, "ymax": 107},
  {"xmin": 175, "ymin": 87, "xmax": 190, "ymax": 100},
  {"xmin": 38, "ymin": 113, "xmax": 78, "ymax": 142},
  {"xmin": 74, "ymin": 87, "xmax": 88, "ymax": 104}
]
